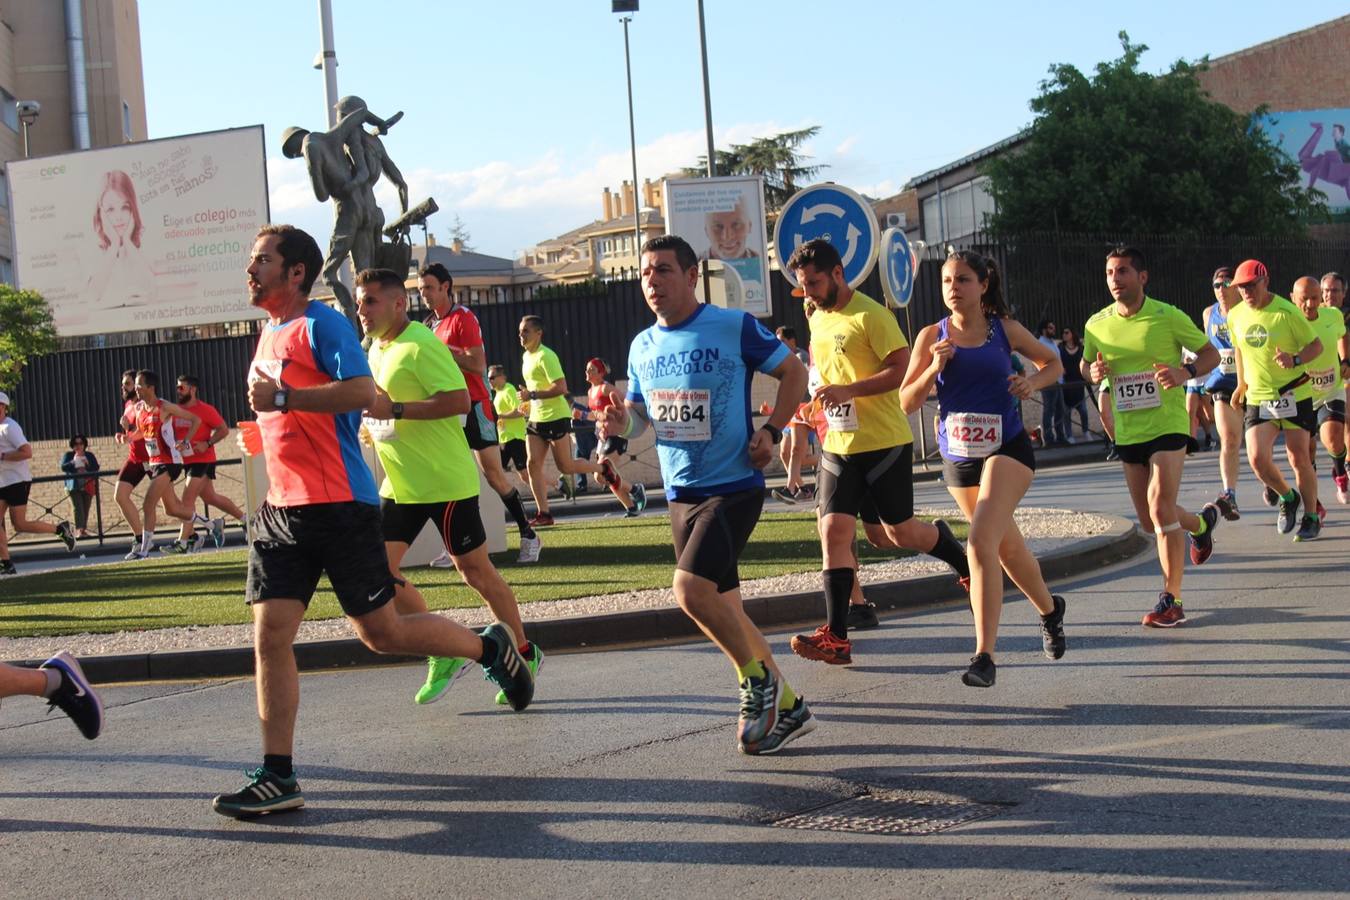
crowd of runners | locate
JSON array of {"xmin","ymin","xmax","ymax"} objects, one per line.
[{"xmin": 2, "ymin": 223, "xmax": 1346, "ymax": 819}]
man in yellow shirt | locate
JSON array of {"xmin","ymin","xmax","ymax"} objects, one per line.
[
  {"xmin": 1294, "ymin": 275, "xmax": 1348, "ymax": 506},
  {"xmin": 1229, "ymin": 259, "xmax": 1323, "ymax": 541},
  {"xmin": 784, "ymin": 239, "xmax": 969, "ymax": 666}
]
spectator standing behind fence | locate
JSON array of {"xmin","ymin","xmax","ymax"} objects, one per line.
[
  {"xmin": 1058, "ymin": 328, "xmax": 1090, "ymax": 441},
  {"xmin": 59, "ymin": 436, "xmax": 100, "ymax": 539},
  {"xmin": 0, "ymin": 392, "xmax": 77, "ymax": 576},
  {"xmin": 1036, "ymin": 320, "xmax": 1070, "ymax": 444}
]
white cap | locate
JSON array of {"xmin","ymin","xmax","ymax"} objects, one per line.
[{"xmin": 0, "ymin": 391, "xmax": 9, "ymax": 406}]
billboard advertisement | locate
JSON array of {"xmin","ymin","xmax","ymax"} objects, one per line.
[
  {"xmin": 5, "ymin": 125, "xmax": 270, "ymax": 336},
  {"xmin": 663, "ymin": 175, "xmax": 770, "ymax": 316},
  {"xmin": 1256, "ymin": 109, "xmax": 1350, "ymax": 221}
]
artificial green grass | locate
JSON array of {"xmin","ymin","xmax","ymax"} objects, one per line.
[{"xmin": 0, "ymin": 512, "xmax": 964, "ymax": 638}]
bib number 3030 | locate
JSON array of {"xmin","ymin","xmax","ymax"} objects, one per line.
[
  {"xmin": 1112, "ymin": 371, "xmax": 1161, "ymax": 412},
  {"xmin": 648, "ymin": 388, "xmax": 712, "ymax": 441}
]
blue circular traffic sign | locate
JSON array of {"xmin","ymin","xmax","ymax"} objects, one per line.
[
  {"xmin": 774, "ymin": 183, "xmax": 879, "ymax": 288},
  {"xmin": 879, "ymin": 226, "xmax": 916, "ymax": 308}
]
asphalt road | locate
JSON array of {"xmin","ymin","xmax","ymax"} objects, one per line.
[{"xmin": 3, "ymin": 453, "xmax": 1348, "ymax": 898}]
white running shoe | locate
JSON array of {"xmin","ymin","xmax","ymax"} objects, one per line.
[
  {"xmin": 124, "ymin": 540, "xmax": 146, "ymax": 561},
  {"xmin": 517, "ymin": 534, "xmax": 542, "ymax": 564},
  {"xmin": 192, "ymin": 528, "xmax": 209, "ymax": 552},
  {"xmin": 428, "ymin": 550, "xmax": 455, "ymax": 569},
  {"xmin": 211, "ymin": 517, "xmax": 226, "ymax": 548}
]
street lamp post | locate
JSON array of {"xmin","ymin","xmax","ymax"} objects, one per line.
[
  {"xmin": 17, "ymin": 101, "xmax": 40, "ymax": 158},
  {"xmin": 613, "ymin": 1, "xmax": 642, "ymax": 265}
]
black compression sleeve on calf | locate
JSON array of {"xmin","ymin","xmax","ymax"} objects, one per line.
[
  {"xmin": 930, "ymin": 522, "xmax": 971, "ymax": 579},
  {"xmin": 824, "ymin": 567, "xmax": 855, "ymax": 640},
  {"xmin": 502, "ymin": 488, "xmax": 535, "ymax": 538},
  {"xmin": 263, "ymin": 754, "xmax": 294, "ymax": 779}
]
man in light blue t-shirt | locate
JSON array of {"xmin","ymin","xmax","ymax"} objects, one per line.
[{"xmin": 600, "ymin": 234, "xmax": 812, "ymax": 757}]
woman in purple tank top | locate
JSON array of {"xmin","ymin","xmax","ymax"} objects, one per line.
[{"xmin": 899, "ymin": 251, "xmax": 1068, "ymax": 689}]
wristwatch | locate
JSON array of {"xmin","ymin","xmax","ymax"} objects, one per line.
[
  {"xmin": 761, "ymin": 423, "xmax": 783, "ymax": 444},
  {"xmin": 1183, "ymin": 362, "xmax": 1198, "ymax": 379},
  {"xmin": 1292, "ymin": 354, "xmax": 1303, "ymax": 366},
  {"xmin": 392, "ymin": 402, "xmax": 405, "ymax": 420},
  {"xmin": 273, "ymin": 389, "xmax": 289, "ymax": 410}
]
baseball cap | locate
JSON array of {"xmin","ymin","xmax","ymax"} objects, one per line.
[
  {"xmin": 0, "ymin": 391, "xmax": 9, "ymax": 406},
  {"xmin": 1232, "ymin": 259, "xmax": 1268, "ymax": 286}
]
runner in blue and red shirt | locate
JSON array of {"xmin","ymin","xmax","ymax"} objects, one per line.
[{"xmin": 213, "ymin": 225, "xmax": 534, "ymax": 821}]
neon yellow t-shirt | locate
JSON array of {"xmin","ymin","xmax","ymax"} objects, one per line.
[
  {"xmin": 807, "ymin": 290, "xmax": 914, "ymax": 454},
  {"xmin": 367, "ymin": 321, "xmax": 479, "ymax": 503},
  {"xmin": 1304, "ymin": 306, "xmax": 1345, "ymax": 402},
  {"xmin": 522, "ymin": 344, "xmax": 571, "ymax": 423},
  {"xmin": 493, "ymin": 382, "xmax": 528, "ymax": 442},
  {"xmin": 1082, "ymin": 297, "xmax": 1206, "ymax": 446},
  {"xmin": 1226, "ymin": 295, "xmax": 1317, "ymax": 403}
]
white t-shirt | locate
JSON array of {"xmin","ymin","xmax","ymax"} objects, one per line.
[{"xmin": 0, "ymin": 417, "xmax": 33, "ymax": 487}]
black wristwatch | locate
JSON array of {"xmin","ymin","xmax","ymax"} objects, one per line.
[
  {"xmin": 1183, "ymin": 362, "xmax": 1198, "ymax": 379},
  {"xmin": 761, "ymin": 423, "xmax": 782, "ymax": 444},
  {"xmin": 1292, "ymin": 354, "xmax": 1303, "ymax": 367},
  {"xmin": 273, "ymin": 389, "xmax": 289, "ymax": 410},
  {"xmin": 392, "ymin": 402, "xmax": 405, "ymax": 420}
]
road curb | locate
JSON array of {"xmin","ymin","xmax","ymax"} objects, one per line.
[{"xmin": 17, "ymin": 514, "xmax": 1146, "ymax": 685}]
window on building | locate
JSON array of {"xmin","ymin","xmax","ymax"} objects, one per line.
[
  {"xmin": 0, "ymin": 169, "xmax": 8, "ymax": 209},
  {"xmin": 920, "ymin": 176, "xmax": 996, "ymax": 242},
  {"xmin": 122, "ymin": 100, "xmax": 132, "ymax": 141},
  {"xmin": 1, "ymin": 88, "xmax": 17, "ymax": 132},
  {"xmin": 0, "ymin": 256, "xmax": 13, "ymax": 285}
]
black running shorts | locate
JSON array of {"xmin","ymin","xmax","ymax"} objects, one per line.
[
  {"xmin": 1242, "ymin": 397, "xmax": 1317, "ymax": 434},
  {"xmin": 599, "ymin": 436, "xmax": 629, "ymax": 457},
  {"xmin": 246, "ymin": 501, "xmax": 396, "ymax": 617},
  {"xmin": 942, "ymin": 429, "xmax": 1037, "ymax": 488},
  {"xmin": 527, "ymin": 417, "xmax": 571, "ymax": 443},
  {"xmin": 380, "ymin": 495, "xmax": 487, "ymax": 557},
  {"xmin": 149, "ymin": 463, "xmax": 183, "ymax": 481},
  {"xmin": 463, "ymin": 401, "xmax": 499, "ymax": 452},
  {"xmin": 1316, "ymin": 398, "xmax": 1346, "ymax": 427},
  {"xmin": 669, "ymin": 488, "xmax": 763, "ymax": 593},
  {"xmin": 0, "ymin": 480, "xmax": 32, "ymax": 506},
  {"xmin": 818, "ymin": 444, "xmax": 915, "ymax": 526},
  {"xmin": 117, "ymin": 459, "xmax": 147, "ymax": 487},
  {"xmin": 499, "ymin": 438, "xmax": 527, "ymax": 471},
  {"xmin": 185, "ymin": 462, "xmax": 217, "ymax": 479},
  {"xmin": 1115, "ymin": 432, "xmax": 1190, "ymax": 466}
]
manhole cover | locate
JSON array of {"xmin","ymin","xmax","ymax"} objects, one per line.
[{"xmin": 769, "ymin": 791, "xmax": 1009, "ymax": 836}]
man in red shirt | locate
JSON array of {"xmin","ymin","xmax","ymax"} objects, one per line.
[
  {"xmin": 419, "ymin": 263, "xmax": 541, "ymax": 563},
  {"xmin": 114, "ymin": 369, "xmax": 149, "ymax": 559},
  {"xmin": 118, "ymin": 369, "xmax": 206, "ymax": 558},
  {"xmin": 166, "ymin": 375, "xmax": 242, "ymax": 552}
]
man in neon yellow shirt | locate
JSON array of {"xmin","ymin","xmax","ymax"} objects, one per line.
[
  {"xmin": 1229, "ymin": 259, "xmax": 1323, "ymax": 542},
  {"xmin": 517, "ymin": 315, "xmax": 609, "ymax": 527},
  {"xmin": 356, "ymin": 268, "xmax": 541, "ymax": 707},
  {"xmin": 784, "ymin": 239, "xmax": 969, "ymax": 668},
  {"xmin": 1082, "ymin": 247, "xmax": 1221, "ymax": 628},
  {"xmin": 490, "ymin": 365, "xmax": 530, "ymax": 494},
  {"xmin": 1296, "ymin": 275, "xmax": 1349, "ymax": 503}
]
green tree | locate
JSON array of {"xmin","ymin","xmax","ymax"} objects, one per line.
[
  {"xmin": 683, "ymin": 127, "xmax": 826, "ymax": 209},
  {"xmin": 984, "ymin": 34, "xmax": 1326, "ymax": 236},
  {"xmin": 0, "ymin": 284, "xmax": 58, "ymax": 392},
  {"xmin": 448, "ymin": 214, "xmax": 475, "ymax": 252}
]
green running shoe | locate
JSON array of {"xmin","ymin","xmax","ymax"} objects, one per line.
[
  {"xmin": 415, "ymin": 655, "xmax": 471, "ymax": 705},
  {"xmin": 495, "ymin": 643, "xmax": 543, "ymax": 706}
]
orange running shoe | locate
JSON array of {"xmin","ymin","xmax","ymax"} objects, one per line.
[{"xmin": 790, "ymin": 624, "xmax": 853, "ymax": 665}]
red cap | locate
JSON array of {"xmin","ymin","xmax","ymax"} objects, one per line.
[{"xmin": 1232, "ymin": 259, "xmax": 1268, "ymax": 286}]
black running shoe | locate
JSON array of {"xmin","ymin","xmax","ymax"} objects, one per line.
[
  {"xmin": 212, "ymin": 767, "xmax": 304, "ymax": 818},
  {"xmin": 39, "ymin": 651, "xmax": 103, "ymax": 740},
  {"xmin": 0, "ymin": 560, "xmax": 17, "ymax": 576},
  {"xmin": 1214, "ymin": 490, "xmax": 1241, "ymax": 521},
  {"xmin": 56, "ymin": 521, "xmax": 76, "ymax": 552},
  {"xmin": 1189, "ymin": 503, "xmax": 1219, "ymax": 565},
  {"xmin": 1276, "ymin": 493, "xmax": 1300, "ymax": 534},
  {"xmin": 846, "ymin": 601, "xmax": 880, "ymax": 630},
  {"xmin": 479, "ymin": 623, "xmax": 534, "ymax": 711},
  {"xmin": 1039, "ymin": 595, "xmax": 1066, "ymax": 660},
  {"xmin": 1294, "ymin": 514, "xmax": 1322, "ymax": 543},
  {"xmin": 961, "ymin": 653, "xmax": 996, "ymax": 687},
  {"xmin": 741, "ymin": 697, "xmax": 816, "ymax": 756},
  {"xmin": 1263, "ymin": 486, "xmax": 1280, "ymax": 507}
]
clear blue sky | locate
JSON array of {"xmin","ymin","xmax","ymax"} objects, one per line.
[{"xmin": 141, "ymin": 2, "xmax": 1347, "ymax": 259}]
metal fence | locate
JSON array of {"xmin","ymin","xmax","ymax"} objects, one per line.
[{"xmin": 11, "ymin": 231, "xmax": 1349, "ymax": 441}]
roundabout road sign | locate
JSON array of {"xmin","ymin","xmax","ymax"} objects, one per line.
[
  {"xmin": 774, "ymin": 183, "xmax": 878, "ymax": 288},
  {"xmin": 880, "ymin": 226, "xmax": 917, "ymax": 308}
]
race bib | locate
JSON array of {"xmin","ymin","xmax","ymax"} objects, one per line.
[
  {"xmin": 1113, "ymin": 371, "xmax": 1161, "ymax": 412},
  {"xmin": 1259, "ymin": 392, "xmax": 1296, "ymax": 420},
  {"xmin": 648, "ymin": 388, "xmax": 711, "ymax": 441},
  {"xmin": 362, "ymin": 416, "xmax": 398, "ymax": 442},
  {"xmin": 823, "ymin": 401, "xmax": 859, "ymax": 432},
  {"xmin": 144, "ymin": 437, "xmax": 161, "ymax": 458},
  {"xmin": 1309, "ymin": 367, "xmax": 1336, "ymax": 395},
  {"xmin": 946, "ymin": 412, "xmax": 1002, "ymax": 457},
  {"xmin": 1218, "ymin": 348, "xmax": 1236, "ymax": 376}
]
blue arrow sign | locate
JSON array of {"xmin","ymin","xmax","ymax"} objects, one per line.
[
  {"xmin": 774, "ymin": 184, "xmax": 879, "ymax": 288},
  {"xmin": 879, "ymin": 226, "xmax": 916, "ymax": 308}
]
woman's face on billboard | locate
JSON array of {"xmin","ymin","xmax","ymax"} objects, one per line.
[{"xmin": 100, "ymin": 188, "xmax": 135, "ymax": 241}]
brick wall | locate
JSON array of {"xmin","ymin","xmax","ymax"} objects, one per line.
[{"xmin": 1197, "ymin": 16, "xmax": 1350, "ymax": 112}]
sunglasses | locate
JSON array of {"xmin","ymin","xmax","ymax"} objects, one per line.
[{"xmin": 1212, "ymin": 281, "xmax": 1230, "ymax": 289}]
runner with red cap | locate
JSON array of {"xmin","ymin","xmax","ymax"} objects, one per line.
[
  {"xmin": 585, "ymin": 357, "xmax": 646, "ymax": 517},
  {"xmin": 1083, "ymin": 247, "xmax": 1221, "ymax": 628},
  {"xmin": 1227, "ymin": 259, "xmax": 1324, "ymax": 542}
]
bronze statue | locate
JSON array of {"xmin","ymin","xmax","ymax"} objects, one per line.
[{"xmin": 281, "ymin": 96, "xmax": 409, "ymax": 321}]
